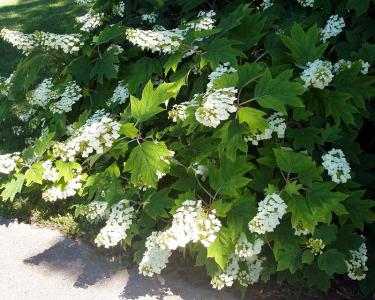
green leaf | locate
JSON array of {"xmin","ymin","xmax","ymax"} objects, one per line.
[
  {"xmin": 333, "ymin": 66, "xmax": 375, "ymax": 110},
  {"xmin": 231, "ymin": 12, "xmax": 266, "ymax": 51},
  {"xmin": 217, "ymin": 3, "xmax": 251, "ymax": 33},
  {"xmin": 346, "ymin": 0, "xmax": 370, "ymax": 16},
  {"xmin": 208, "ymin": 155, "xmax": 252, "ymax": 196},
  {"xmin": 306, "ymin": 182, "xmax": 348, "ymax": 223},
  {"xmin": 69, "ymin": 56, "xmax": 93, "ymax": 85},
  {"xmin": 280, "ymin": 23, "xmax": 328, "ymax": 65},
  {"xmin": 119, "ymin": 123, "xmax": 138, "ymax": 138},
  {"xmin": 124, "ymin": 141, "xmax": 173, "ymax": 188},
  {"xmin": 274, "ymin": 148, "xmax": 323, "ymax": 186},
  {"xmin": 238, "ymin": 107, "xmax": 269, "ymax": 133},
  {"xmin": 131, "ymin": 81, "xmax": 181, "ymax": 121},
  {"xmin": 55, "ymin": 161, "xmax": 82, "ymax": 182},
  {"xmin": 288, "ymin": 195, "xmax": 316, "ymax": 233},
  {"xmin": 304, "ymin": 265, "xmax": 331, "ymax": 291},
  {"xmin": 211, "ymin": 72, "xmax": 239, "ymax": 90},
  {"xmin": 123, "ymin": 57, "xmax": 162, "ymax": 94},
  {"xmin": 213, "ymin": 121, "xmax": 248, "ymax": 161},
  {"xmin": 322, "ymin": 91, "xmax": 359, "ymax": 125},
  {"xmin": 85, "ymin": 172, "xmax": 124, "ymax": 204},
  {"xmin": 207, "ymin": 227, "xmax": 234, "ymax": 269},
  {"xmin": 314, "ymin": 224, "xmax": 338, "ymax": 245},
  {"xmin": 317, "ymin": 249, "xmax": 347, "ymax": 276},
  {"xmin": 227, "ymin": 195, "xmax": 257, "ymax": 239},
  {"xmin": 200, "ymin": 38, "xmax": 245, "ymax": 69},
  {"xmin": 331, "ymin": 226, "xmax": 364, "ymax": 255},
  {"xmin": 163, "ymin": 51, "xmax": 184, "ymax": 75},
  {"xmin": 302, "ymin": 250, "xmax": 314, "ymax": 264},
  {"xmin": 320, "ymin": 125, "xmax": 342, "ymax": 143},
  {"xmin": 1, "ymin": 174, "xmax": 25, "ymax": 201},
  {"xmin": 284, "ymin": 180, "xmax": 303, "ymax": 196},
  {"xmin": 237, "ymin": 63, "xmax": 265, "ymax": 90},
  {"xmin": 10, "ymin": 54, "xmax": 46, "ymax": 94},
  {"xmin": 254, "ymin": 69, "xmax": 305, "ymax": 114},
  {"xmin": 36, "ymin": 132, "xmax": 55, "ymax": 156},
  {"xmin": 211, "ymin": 199, "xmax": 233, "ymax": 217},
  {"xmin": 110, "ymin": 140, "xmax": 129, "ymax": 160},
  {"xmin": 90, "ymin": 46, "xmax": 119, "ymax": 84},
  {"xmin": 24, "ymin": 162, "xmax": 44, "ymax": 185},
  {"xmin": 288, "ymin": 127, "xmax": 323, "ymax": 153},
  {"xmin": 94, "ymin": 24, "xmax": 125, "ymax": 45},
  {"xmin": 105, "ymin": 162, "xmax": 121, "ymax": 177},
  {"xmin": 144, "ymin": 189, "xmax": 174, "ymax": 219},
  {"xmin": 272, "ymin": 223, "xmax": 303, "ymax": 273},
  {"xmin": 343, "ymin": 191, "xmax": 375, "ymax": 230}
]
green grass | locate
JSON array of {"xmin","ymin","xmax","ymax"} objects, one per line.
[{"xmin": 0, "ymin": 0, "xmax": 87, "ymax": 76}]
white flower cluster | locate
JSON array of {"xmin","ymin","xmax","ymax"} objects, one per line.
[
  {"xmin": 139, "ymin": 200, "xmax": 221, "ymax": 276},
  {"xmin": 53, "ymin": 110, "xmax": 120, "ymax": 161},
  {"xmin": 192, "ymin": 163, "xmax": 208, "ymax": 181},
  {"xmin": 0, "ymin": 28, "xmax": 83, "ymax": 56},
  {"xmin": 95, "ymin": 200, "xmax": 135, "ymax": 248},
  {"xmin": 75, "ymin": 0, "xmax": 94, "ymax": 4},
  {"xmin": 84, "ymin": 201, "xmax": 108, "ymax": 223},
  {"xmin": 42, "ymin": 174, "xmax": 83, "ymax": 202},
  {"xmin": 76, "ymin": 10, "xmax": 104, "ymax": 32},
  {"xmin": 346, "ymin": 243, "xmax": 368, "ymax": 281},
  {"xmin": 36, "ymin": 31, "xmax": 83, "ymax": 55},
  {"xmin": 359, "ymin": 59, "xmax": 370, "ymax": 75},
  {"xmin": 260, "ymin": 0, "xmax": 273, "ymax": 10},
  {"xmin": 13, "ymin": 105, "xmax": 36, "ymax": 122},
  {"xmin": 293, "ymin": 221, "xmax": 311, "ymax": 236},
  {"xmin": 207, "ymin": 62, "xmax": 237, "ymax": 90},
  {"xmin": 169, "ymin": 63, "xmax": 238, "ymax": 128},
  {"xmin": 333, "ymin": 59, "xmax": 370, "ymax": 75},
  {"xmin": 195, "ymin": 63, "xmax": 238, "ymax": 128},
  {"xmin": 186, "ymin": 10, "xmax": 216, "ymax": 31},
  {"xmin": 107, "ymin": 81, "xmax": 129, "ymax": 106},
  {"xmin": 248, "ymin": 193, "xmax": 287, "ymax": 234},
  {"xmin": 166, "ymin": 200, "xmax": 221, "ymax": 248},
  {"xmin": 141, "ymin": 13, "xmax": 157, "ymax": 24},
  {"xmin": 127, "ymin": 10, "xmax": 217, "ymax": 54},
  {"xmin": 139, "ymin": 231, "xmax": 172, "ymax": 277},
  {"xmin": 297, "ymin": 0, "xmax": 314, "ymax": 7},
  {"xmin": 301, "ymin": 59, "xmax": 333, "ymax": 89},
  {"xmin": 235, "ymin": 233, "xmax": 264, "ymax": 260},
  {"xmin": 113, "ymin": 1, "xmax": 125, "ymax": 17},
  {"xmin": 168, "ymin": 101, "xmax": 192, "ymax": 122},
  {"xmin": 0, "ymin": 28, "xmax": 37, "ymax": 55},
  {"xmin": 41, "ymin": 160, "xmax": 59, "ymax": 183},
  {"xmin": 195, "ymin": 88, "xmax": 237, "ymax": 128},
  {"xmin": 0, "ymin": 152, "xmax": 20, "ymax": 174},
  {"xmin": 322, "ymin": 148, "xmax": 351, "ymax": 184},
  {"xmin": 321, "ymin": 15, "xmax": 345, "ymax": 43},
  {"xmin": 332, "ymin": 59, "xmax": 352, "ymax": 74},
  {"xmin": 211, "ymin": 234, "xmax": 264, "ymax": 290},
  {"xmin": 12, "ymin": 126, "xmax": 22, "ymax": 136},
  {"xmin": 125, "ymin": 27, "xmax": 185, "ymax": 54},
  {"xmin": 244, "ymin": 112, "xmax": 286, "ymax": 146},
  {"xmin": 27, "ymin": 78, "xmax": 58, "ymax": 107},
  {"xmin": 0, "ymin": 72, "xmax": 14, "ymax": 96},
  {"xmin": 108, "ymin": 44, "xmax": 124, "ymax": 56},
  {"xmin": 307, "ymin": 238, "xmax": 325, "ymax": 255},
  {"xmin": 50, "ymin": 81, "xmax": 82, "ymax": 114}
]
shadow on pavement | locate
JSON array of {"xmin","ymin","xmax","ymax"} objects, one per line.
[
  {"xmin": 0, "ymin": 217, "xmax": 14, "ymax": 226},
  {"xmin": 22, "ymin": 234, "xmax": 238, "ymax": 299},
  {"xmin": 23, "ymin": 238, "xmax": 115, "ymax": 289}
]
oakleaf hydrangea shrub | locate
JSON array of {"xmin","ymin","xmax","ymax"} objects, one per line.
[{"xmin": 0, "ymin": 0, "xmax": 375, "ymax": 296}]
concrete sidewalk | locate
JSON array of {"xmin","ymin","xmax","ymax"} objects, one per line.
[{"xmin": 0, "ymin": 217, "xmax": 237, "ymax": 300}]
